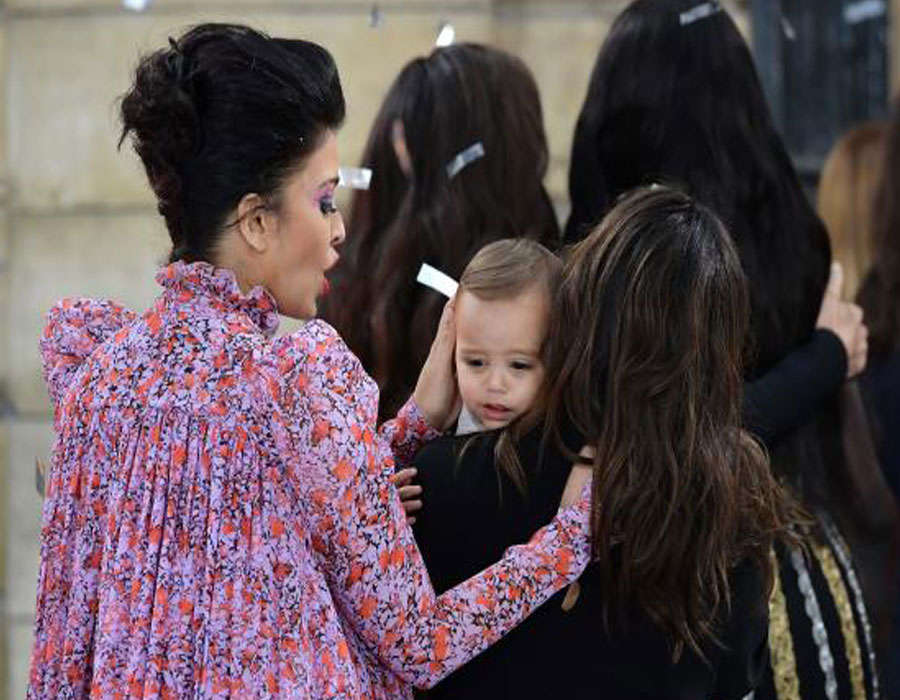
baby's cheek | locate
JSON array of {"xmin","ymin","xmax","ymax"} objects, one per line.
[
  {"xmin": 524, "ymin": 368, "xmax": 546, "ymax": 404},
  {"xmin": 456, "ymin": 367, "xmax": 479, "ymax": 408}
]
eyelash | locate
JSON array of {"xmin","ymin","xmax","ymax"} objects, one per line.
[
  {"xmin": 319, "ymin": 196, "xmax": 337, "ymax": 216},
  {"xmin": 463, "ymin": 358, "xmax": 533, "ymax": 371}
]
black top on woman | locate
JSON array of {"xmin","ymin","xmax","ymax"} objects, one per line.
[{"xmin": 413, "ymin": 428, "xmax": 769, "ymax": 699}]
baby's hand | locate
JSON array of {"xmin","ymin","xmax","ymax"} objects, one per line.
[
  {"xmin": 559, "ymin": 446, "xmax": 595, "ymax": 509},
  {"xmin": 390, "ymin": 467, "xmax": 423, "ymax": 525}
]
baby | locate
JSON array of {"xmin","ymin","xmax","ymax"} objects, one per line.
[
  {"xmin": 453, "ymin": 238, "xmax": 562, "ymax": 434},
  {"xmin": 392, "ymin": 239, "xmax": 562, "ymax": 523}
]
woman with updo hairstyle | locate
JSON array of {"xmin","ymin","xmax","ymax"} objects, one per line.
[
  {"xmin": 566, "ymin": 2, "xmax": 893, "ymax": 697},
  {"xmin": 28, "ymin": 24, "xmax": 595, "ymax": 698},
  {"xmin": 321, "ymin": 43, "xmax": 560, "ymax": 419}
]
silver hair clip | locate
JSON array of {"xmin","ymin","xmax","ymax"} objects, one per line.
[
  {"xmin": 416, "ymin": 263, "xmax": 458, "ymax": 298},
  {"xmin": 338, "ymin": 166, "xmax": 372, "ymax": 190},
  {"xmin": 843, "ymin": 0, "xmax": 885, "ymax": 24},
  {"xmin": 435, "ymin": 21, "xmax": 455, "ymax": 47},
  {"xmin": 781, "ymin": 16, "xmax": 797, "ymax": 40},
  {"xmin": 446, "ymin": 141, "xmax": 485, "ymax": 179},
  {"xmin": 679, "ymin": 1, "xmax": 721, "ymax": 26}
]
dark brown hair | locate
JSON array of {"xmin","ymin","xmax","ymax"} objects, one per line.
[
  {"xmin": 547, "ymin": 187, "xmax": 800, "ymax": 658},
  {"xmin": 119, "ymin": 23, "xmax": 345, "ymax": 264},
  {"xmin": 320, "ymin": 43, "xmax": 560, "ymax": 418},
  {"xmin": 859, "ymin": 102, "xmax": 900, "ymax": 360},
  {"xmin": 566, "ymin": 0, "xmax": 830, "ymax": 378},
  {"xmin": 458, "ymin": 239, "xmax": 562, "ymax": 497}
]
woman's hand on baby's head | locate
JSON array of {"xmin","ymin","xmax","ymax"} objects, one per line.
[
  {"xmin": 390, "ymin": 467, "xmax": 423, "ymax": 525},
  {"xmin": 414, "ymin": 298, "xmax": 462, "ymax": 431}
]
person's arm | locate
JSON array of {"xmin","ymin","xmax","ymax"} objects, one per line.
[
  {"xmin": 379, "ymin": 398, "xmax": 442, "ymax": 469},
  {"xmin": 743, "ymin": 329, "xmax": 846, "ymax": 447},
  {"xmin": 275, "ymin": 321, "xmax": 592, "ymax": 689},
  {"xmin": 747, "ymin": 261, "xmax": 874, "ymax": 447},
  {"xmin": 373, "ymin": 297, "xmax": 459, "ymax": 469}
]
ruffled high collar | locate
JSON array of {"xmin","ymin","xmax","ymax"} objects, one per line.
[{"xmin": 156, "ymin": 261, "xmax": 280, "ymax": 338}]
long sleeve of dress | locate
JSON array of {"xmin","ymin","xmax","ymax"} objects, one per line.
[
  {"xmin": 379, "ymin": 398, "xmax": 441, "ymax": 471},
  {"xmin": 270, "ymin": 321, "xmax": 593, "ymax": 689},
  {"xmin": 40, "ymin": 298, "xmax": 137, "ymax": 427},
  {"xmin": 743, "ymin": 329, "xmax": 847, "ymax": 447}
]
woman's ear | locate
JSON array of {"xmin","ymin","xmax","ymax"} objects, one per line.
[{"xmin": 235, "ymin": 193, "xmax": 274, "ymax": 254}]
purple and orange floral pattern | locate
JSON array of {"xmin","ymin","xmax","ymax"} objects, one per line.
[{"xmin": 28, "ymin": 261, "xmax": 591, "ymax": 698}]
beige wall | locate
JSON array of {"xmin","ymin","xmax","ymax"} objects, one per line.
[{"xmin": 0, "ymin": 2, "xmax": 749, "ymax": 697}]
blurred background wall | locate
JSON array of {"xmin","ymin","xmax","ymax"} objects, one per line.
[{"xmin": 0, "ymin": 0, "xmax": 892, "ymax": 696}]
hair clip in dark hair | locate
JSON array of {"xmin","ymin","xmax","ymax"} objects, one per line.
[
  {"xmin": 165, "ymin": 36, "xmax": 188, "ymax": 83},
  {"xmin": 679, "ymin": 0, "xmax": 721, "ymax": 26}
]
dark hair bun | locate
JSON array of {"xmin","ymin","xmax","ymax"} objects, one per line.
[
  {"xmin": 119, "ymin": 24, "xmax": 345, "ymax": 263},
  {"xmin": 120, "ymin": 38, "xmax": 199, "ymax": 244}
]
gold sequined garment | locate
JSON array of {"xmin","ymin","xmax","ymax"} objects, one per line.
[{"xmin": 764, "ymin": 527, "xmax": 877, "ymax": 700}]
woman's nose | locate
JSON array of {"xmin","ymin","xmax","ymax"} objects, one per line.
[{"xmin": 331, "ymin": 210, "xmax": 346, "ymax": 246}]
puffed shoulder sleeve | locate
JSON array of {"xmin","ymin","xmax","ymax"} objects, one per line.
[{"xmin": 40, "ymin": 298, "xmax": 137, "ymax": 412}]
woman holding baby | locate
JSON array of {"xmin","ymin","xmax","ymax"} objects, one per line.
[
  {"xmin": 29, "ymin": 10, "xmax": 866, "ymax": 700},
  {"xmin": 28, "ymin": 24, "xmax": 595, "ymax": 699}
]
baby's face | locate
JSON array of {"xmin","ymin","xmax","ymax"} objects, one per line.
[{"xmin": 454, "ymin": 287, "xmax": 548, "ymax": 430}]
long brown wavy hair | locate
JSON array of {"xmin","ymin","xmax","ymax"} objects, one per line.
[
  {"xmin": 320, "ymin": 43, "xmax": 560, "ymax": 418},
  {"xmin": 546, "ymin": 187, "xmax": 801, "ymax": 658},
  {"xmin": 859, "ymin": 101, "xmax": 900, "ymax": 361}
]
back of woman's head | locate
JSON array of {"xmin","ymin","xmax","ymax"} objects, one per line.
[
  {"xmin": 818, "ymin": 121, "xmax": 887, "ymax": 300},
  {"xmin": 548, "ymin": 186, "xmax": 798, "ymax": 658},
  {"xmin": 120, "ymin": 23, "xmax": 345, "ymax": 263},
  {"xmin": 860, "ymin": 105, "xmax": 900, "ymax": 359},
  {"xmin": 322, "ymin": 43, "xmax": 560, "ymax": 417},
  {"xmin": 566, "ymin": 0, "xmax": 830, "ymax": 374}
]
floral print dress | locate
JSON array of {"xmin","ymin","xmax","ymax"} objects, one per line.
[{"xmin": 27, "ymin": 261, "xmax": 592, "ymax": 699}]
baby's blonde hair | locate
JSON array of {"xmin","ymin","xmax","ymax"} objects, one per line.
[{"xmin": 459, "ymin": 238, "xmax": 562, "ymax": 303}]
